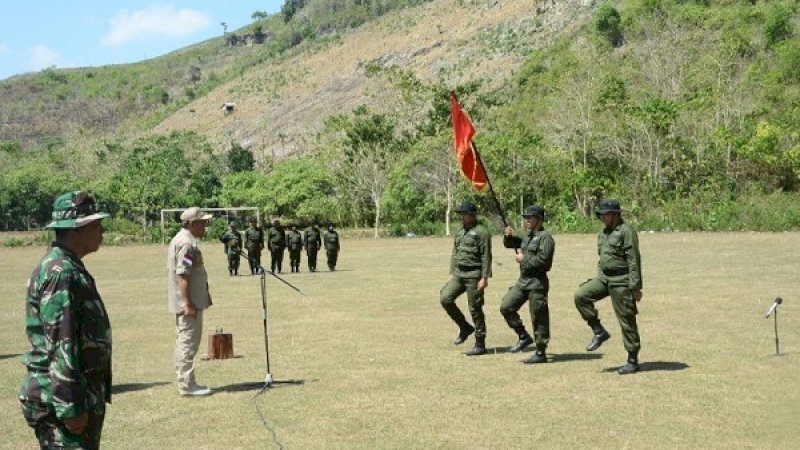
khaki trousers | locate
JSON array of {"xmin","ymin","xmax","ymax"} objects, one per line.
[{"xmin": 175, "ymin": 310, "xmax": 203, "ymax": 392}]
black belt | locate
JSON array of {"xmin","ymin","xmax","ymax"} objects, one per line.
[
  {"xmin": 603, "ymin": 268, "xmax": 629, "ymax": 276},
  {"xmin": 458, "ymin": 265, "xmax": 481, "ymax": 271}
]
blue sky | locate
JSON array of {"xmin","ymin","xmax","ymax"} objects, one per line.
[{"xmin": 0, "ymin": 1, "xmax": 284, "ymax": 80}]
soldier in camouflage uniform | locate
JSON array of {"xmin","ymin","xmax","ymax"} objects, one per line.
[
  {"xmin": 500, "ymin": 205, "xmax": 555, "ymax": 364},
  {"xmin": 267, "ymin": 220, "xmax": 286, "ymax": 273},
  {"xmin": 286, "ymin": 224, "xmax": 303, "ymax": 273},
  {"xmin": 574, "ymin": 199, "xmax": 644, "ymax": 375},
  {"xmin": 220, "ymin": 222, "xmax": 243, "ymax": 276},
  {"xmin": 19, "ymin": 191, "xmax": 112, "ymax": 450},
  {"xmin": 303, "ymin": 222, "xmax": 322, "ymax": 272},
  {"xmin": 245, "ymin": 218, "xmax": 264, "ymax": 275},
  {"xmin": 324, "ymin": 223, "xmax": 340, "ymax": 271},
  {"xmin": 439, "ymin": 202, "xmax": 492, "ymax": 356}
]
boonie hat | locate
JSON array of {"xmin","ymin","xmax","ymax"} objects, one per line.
[
  {"xmin": 522, "ymin": 205, "xmax": 546, "ymax": 220},
  {"xmin": 180, "ymin": 207, "xmax": 212, "ymax": 223},
  {"xmin": 455, "ymin": 202, "xmax": 478, "ymax": 215},
  {"xmin": 45, "ymin": 191, "xmax": 110, "ymax": 229},
  {"xmin": 595, "ymin": 199, "xmax": 622, "ymax": 216}
]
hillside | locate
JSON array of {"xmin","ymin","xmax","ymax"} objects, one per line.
[
  {"xmin": 0, "ymin": 0, "xmax": 590, "ymax": 157},
  {"xmin": 153, "ymin": 0, "xmax": 591, "ymax": 159}
]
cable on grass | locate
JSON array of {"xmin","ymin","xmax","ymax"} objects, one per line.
[{"xmin": 251, "ymin": 387, "xmax": 284, "ymax": 450}]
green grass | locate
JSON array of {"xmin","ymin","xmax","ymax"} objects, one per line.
[{"xmin": 1, "ymin": 233, "xmax": 798, "ymax": 449}]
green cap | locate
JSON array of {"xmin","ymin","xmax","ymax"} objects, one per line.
[{"xmin": 45, "ymin": 191, "xmax": 110, "ymax": 229}]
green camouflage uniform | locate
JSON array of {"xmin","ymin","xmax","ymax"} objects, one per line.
[
  {"xmin": 303, "ymin": 226, "xmax": 321, "ymax": 272},
  {"xmin": 19, "ymin": 243, "xmax": 112, "ymax": 450},
  {"xmin": 574, "ymin": 220, "xmax": 643, "ymax": 354},
  {"xmin": 267, "ymin": 225, "xmax": 286, "ymax": 273},
  {"xmin": 245, "ymin": 225, "xmax": 264, "ymax": 274},
  {"xmin": 500, "ymin": 228, "xmax": 555, "ymax": 350},
  {"xmin": 324, "ymin": 228, "xmax": 340, "ymax": 271},
  {"xmin": 220, "ymin": 229, "xmax": 242, "ymax": 275},
  {"xmin": 286, "ymin": 229, "xmax": 303, "ymax": 272},
  {"xmin": 440, "ymin": 223, "xmax": 492, "ymax": 341}
]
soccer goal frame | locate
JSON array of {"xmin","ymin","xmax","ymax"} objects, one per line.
[{"xmin": 159, "ymin": 207, "xmax": 260, "ymax": 243}]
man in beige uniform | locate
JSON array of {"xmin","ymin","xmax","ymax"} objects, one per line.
[{"xmin": 167, "ymin": 207, "xmax": 214, "ymax": 396}]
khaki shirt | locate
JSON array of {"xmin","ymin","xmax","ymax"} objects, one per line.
[{"xmin": 167, "ymin": 228, "xmax": 211, "ymax": 314}]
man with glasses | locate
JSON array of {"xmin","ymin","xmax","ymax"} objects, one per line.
[
  {"xmin": 167, "ymin": 207, "xmax": 214, "ymax": 395},
  {"xmin": 19, "ymin": 191, "xmax": 112, "ymax": 449}
]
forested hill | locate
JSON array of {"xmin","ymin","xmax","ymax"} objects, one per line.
[{"xmin": 2, "ymin": 0, "xmax": 800, "ymax": 238}]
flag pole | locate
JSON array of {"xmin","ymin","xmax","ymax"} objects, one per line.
[
  {"xmin": 471, "ymin": 141, "xmax": 509, "ymax": 228},
  {"xmin": 450, "ymin": 90, "xmax": 516, "ymax": 253}
]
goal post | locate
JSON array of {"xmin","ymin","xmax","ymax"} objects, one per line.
[{"xmin": 159, "ymin": 207, "xmax": 260, "ymax": 244}]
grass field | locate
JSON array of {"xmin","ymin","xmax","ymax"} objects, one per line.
[{"xmin": 1, "ymin": 233, "xmax": 798, "ymax": 449}]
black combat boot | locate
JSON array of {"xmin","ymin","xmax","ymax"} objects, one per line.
[
  {"xmin": 453, "ymin": 323, "xmax": 475, "ymax": 345},
  {"xmin": 465, "ymin": 337, "xmax": 487, "ymax": 356},
  {"xmin": 617, "ymin": 352, "xmax": 639, "ymax": 375},
  {"xmin": 586, "ymin": 325, "xmax": 611, "ymax": 352},
  {"xmin": 508, "ymin": 326, "xmax": 534, "ymax": 353},
  {"xmin": 523, "ymin": 346, "xmax": 547, "ymax": 364}
]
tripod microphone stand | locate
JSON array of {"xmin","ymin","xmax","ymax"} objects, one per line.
[{"xmin": 239, "ymin": 250, "xmax": 305, "ymax": 388}]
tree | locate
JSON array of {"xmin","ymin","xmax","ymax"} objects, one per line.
[
  {"xmin": 328, "ymin": 105, "xmax": 406, "ymax": 237},
  {"xmin": 594, "ymin": 2, "xmax": 623, "ymax": 47},
  {"xmin": 251, "ymin": 10, "xmax": 269, "ymax": 21},
  {"xmin": 226, "ymin": 142, "xmax": 255, "ymax": 172}
]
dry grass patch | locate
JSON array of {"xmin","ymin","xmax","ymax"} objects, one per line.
[{"xmin": 1, "ymin": 233, "xmax": 798, "ymax": 449}]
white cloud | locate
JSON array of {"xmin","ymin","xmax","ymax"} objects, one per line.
[
  {"xmin": 101, "ymin": 4, "xmax": 211, "ymax": 46},
  {"xmin": 29, "ymin": 45, "xmax": 62, "ymax": 70},
  {"xmin": 0, "ymin": 42, "xmax": 9, "ymax": 54}
]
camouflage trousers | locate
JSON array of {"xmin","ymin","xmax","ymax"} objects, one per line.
[{"xmin": 20, "ymin": 400, "xmax": 105, "ymax": 449}]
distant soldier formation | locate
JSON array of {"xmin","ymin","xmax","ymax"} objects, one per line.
[{"xmin": 219, "ymin": 219, "xmax": 342, "ymax": 275}]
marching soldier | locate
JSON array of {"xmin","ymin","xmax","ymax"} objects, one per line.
[
  {"xmin": 220, "ymin": 221, "xmax": 243, "ymax": 276},
  {"xmin": 324, "ymin": 223, "xmax": 340, "ymax": 271},
  {"xmin": 267, "ymin": 220, "xmax": 286, "ymax": 273},
  {"xmin": 245, "ymin": 218, "xmax": 264, "ymax": 275},
  {"xmin": 500, "ymin": 205, "xmax": 555, "ymax": 364},
  {"xmin": 19, "ymin": 191, "xmax": 112, "ymax": 449},
  {"xmin": 439, "ymin": 202, "xmax": 492, "ymax": 356},
  {"xmin": 304, "ymin": 222, "xmax": 322, "ymax": 272},
  {"xmin": 574, "ymin": 199, "xmax": 643, "ymax": 375},
  {"xmin": 286, "ymin": 224, "xmax": 303, "ymax": 272}
]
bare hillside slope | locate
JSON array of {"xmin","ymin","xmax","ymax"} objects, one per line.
[{"xmin": 154, "ymin": 0, "xmax": 592, "ymax": 161}]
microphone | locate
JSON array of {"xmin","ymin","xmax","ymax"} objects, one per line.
[{"xmin": 765, "ymin": 297, "xmax": 783, "ymax": 318}]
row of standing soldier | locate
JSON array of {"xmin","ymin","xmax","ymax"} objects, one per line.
[
  {"xmin": 220, "ymin": 219, "xmax": 340, "ymax": 275},
  {"xmin": 440, "ymin": 199, "xmax": 643, "ymax": 375}
]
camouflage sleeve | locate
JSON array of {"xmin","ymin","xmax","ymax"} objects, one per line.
[
  {"xmin": 40, "ymin": 272, "xmax": 88, "ymax": 419},
  {"xmin": 480, "ymin": 227, "xmax": 492, "ymax": 279},
  {"xmin": 175, "ymin": 243, "xmax": 196, "ymax": 276}
]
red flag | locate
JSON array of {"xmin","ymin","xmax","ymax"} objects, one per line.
[{"xmin": 450, "ymin": 92, "xmax": 487, "ymax": 192}]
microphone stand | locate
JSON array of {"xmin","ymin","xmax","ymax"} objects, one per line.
[
  {"xmin": 773, "ymin": 307, "xmax": 780, "ymax": 356},
  {"xmin": 765, "ymin": 298, "xmax": 782, "ymax": 356},
  {"xmin": 237, "ymin": 250, "xmax": 305, "ymax": 388}
]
